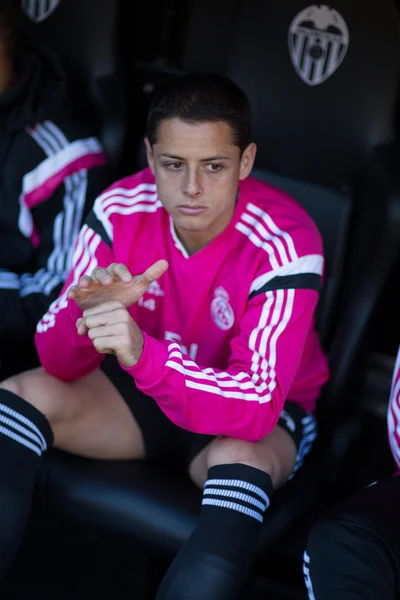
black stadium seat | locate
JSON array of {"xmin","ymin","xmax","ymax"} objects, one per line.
[{"xmin": 38, "ymin": 0, "xmax": 400, "ymax": 581}]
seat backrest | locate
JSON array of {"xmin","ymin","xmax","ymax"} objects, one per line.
[
  {"xmin": 22, "ymin": 0, "xmax": 126, "ymax": 171},
  {"xmin": 131, "ymin": 0, "xmax": 400, "ymax": 341}
]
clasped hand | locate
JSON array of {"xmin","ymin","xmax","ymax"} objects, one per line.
[{"xmin": 67, "ymin": 260, "xmax": 168, "ymax": 367}]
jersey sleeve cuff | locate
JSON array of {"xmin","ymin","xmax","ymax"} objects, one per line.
[{"xmin": 119, "ymin": 332, "xmax": 169, "ymax": 386}]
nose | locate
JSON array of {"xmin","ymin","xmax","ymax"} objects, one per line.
[{"xmin": 182, "ymin": 168, "xmax": 203, "ymax": 199}]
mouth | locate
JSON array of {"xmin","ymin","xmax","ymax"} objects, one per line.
[{"xmin": 176, "ymin": 205, "xmax": 208, "ymax": 215}]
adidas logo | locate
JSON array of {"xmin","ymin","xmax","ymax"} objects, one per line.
[{"xmin": 147, "ymin": 281, "xmax": 164, "ymax": 297}]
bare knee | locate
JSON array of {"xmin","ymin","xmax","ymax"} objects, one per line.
[
  {"xmin": 0, "ymin": 368, "xmax": 73, "ymax": 426},
  {"xmin": 206, "ymin": 429, "xmax": 297, "ymax": 489},
  {"xmin": 206, "ymin": 437, "xmax": 279, "ymax": 482}
]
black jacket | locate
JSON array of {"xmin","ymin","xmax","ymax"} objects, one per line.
[{"xmin": 0, "ymin": 39, "xmax": 109, "ymax": 367}]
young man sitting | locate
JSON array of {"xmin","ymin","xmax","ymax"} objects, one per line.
[{"xmin": 0, "ymin": 73, "xmax": 329, "ymax": 599}]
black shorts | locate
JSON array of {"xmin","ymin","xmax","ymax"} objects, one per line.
[{"xmin": 101, "ymin": 355, "xmax": 317, "ymax": 471}]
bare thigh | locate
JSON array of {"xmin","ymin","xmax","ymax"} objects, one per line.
[{"xmin": 0, "ymin": 368, "xmax": 146, "ymax": 460}]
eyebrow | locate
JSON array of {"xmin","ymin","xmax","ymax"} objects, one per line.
[{"xmin": 158, "ymin": 153, "xmax": 232, "ymax": 162}]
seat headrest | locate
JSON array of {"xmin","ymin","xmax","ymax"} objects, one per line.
[
  {"xmin": 223, "ymin": 0, "xmax": 400, "ymax": 183},
  {"xmin": 22, "ymin": 0, "xmax": 119, "ymax": 79}
]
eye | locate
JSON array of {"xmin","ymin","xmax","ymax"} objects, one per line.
[
  {"xmin": 206, "ymin": 164, "xmax": 223, "ymax": 172},
  {"xmin": 165, "ymin": 162, "xmax": 182, "ymax": 170}
]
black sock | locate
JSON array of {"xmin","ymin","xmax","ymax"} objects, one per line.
[
  {"xmin": 0, "ymin": 389, "xmax": 53, "ymax": 580},
  {"xmin": 156, "ymin": 463, "xmax": 273, "ymax": 600}
]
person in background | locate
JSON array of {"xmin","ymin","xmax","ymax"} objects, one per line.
[
  {"xmin": 0, "ymin": 0, "xmax": 108, "ymax": 377},
  {"xmin": 304, "ymin": 344, "xmax": 400, "ymax": 600}
]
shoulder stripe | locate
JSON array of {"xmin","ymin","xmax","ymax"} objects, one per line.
[
  {"xmin": 249, "ymin": 254, "xmax": 324, "ymax": 296},
  {"xmin": 23, "ymin": 135, "xmax": 105, "ymax": 208},
  {"xmin": 93, "ymin": 186, "xmax": 162, "ymax": 243},
  {"xmin": 97, "ymin": 182, "xmax": 157, "ymax": 205},
  {"xmin": 247, "ymin": 202, "xmax": 298, "ymax": 262},
  {"xmin": 236, "ymin": 202, "xmax": 303, "ymax": 271},
  {"xmin": 86, "ymin": 211, "xmax": 112, "ymax": 247},
  {"xmin": 250, "ymin": 273, "xmax": 320, "ymax": 299}
]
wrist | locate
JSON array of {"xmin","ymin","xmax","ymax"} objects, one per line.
[{"xmin": 118, "ymin": 328, "xmax": 144, "ymax": 368}]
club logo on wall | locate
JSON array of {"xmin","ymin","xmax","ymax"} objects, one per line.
[
  {"xmin": 288, "ymin": 5, "xmax": 349, "ymax": 86},
  {"xmin": 22, "ymin": 0, "xmax": 62, "ymax": 23}
]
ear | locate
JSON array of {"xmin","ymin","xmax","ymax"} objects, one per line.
[
  {"xmin": 239, "ymin": 143, "xmax": 257, "ymax": 180},
  {"xmin": 145, "ymin": 138, "xmax": 155, "ymax": 174}
]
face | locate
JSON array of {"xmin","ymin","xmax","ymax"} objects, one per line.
[{"xmin": 145, "ymin": 118, "xmax": 256, "ymax": 253}]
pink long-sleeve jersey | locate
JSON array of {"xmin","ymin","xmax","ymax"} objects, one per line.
[{"xmin": 35, "ymin": 168, "xmax": 329, "ymax": 442}]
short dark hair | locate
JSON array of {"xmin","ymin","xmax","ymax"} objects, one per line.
[
  {"xmin": 0, "ymin": 0, "xmax": 22, "ymax": 55},
  {"xmin": 147, "ymin": 73, "xmax": 252, "ymax": 154}
]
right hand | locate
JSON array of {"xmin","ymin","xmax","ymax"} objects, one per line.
[{"xmin": 67, "ymin": 260, "xmax": 168, "ymax": 334}]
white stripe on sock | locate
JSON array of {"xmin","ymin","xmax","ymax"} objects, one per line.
[
  {"xmin": 0, "ymin": 403, "xmax": 47, "ymax": 451},
  {"xmin": 202, "ymin": 498, "xmax": 264, "ymax": 522},
  {"xmin": 203, "ymin": 488, "xmax": 268, "ymax": 512},
  {"xmin": 204, "ymin": 478, "xmax": 269, "ymax": 505},
  {"xmin": 0, "ymin": 414, "xmax": 44, "ymax": 452},
  {"xmin": 0, "ymin": 426, "xmax": 42, "ymax": 456}
]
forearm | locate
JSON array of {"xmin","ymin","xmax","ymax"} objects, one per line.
[{"xmin": 35, "ymin": 295, "xmax": 102, "ymax": 381}]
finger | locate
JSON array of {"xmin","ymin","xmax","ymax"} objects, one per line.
[
  {"xmin": 92, "ymin": 335, "xmax": 118, "ymax": 355},
  {"xmin": 85, "ymin": 309, "xmax": 129, "ymax": 330},
  {"xmin": 144, "ymin": 259, "xmax": 169, "ymax": 283},
  {"xmin": 83, "ymin": 300, "xmax": 125, "ymax": 319},
  {"xmin": 130, "ymin": 260, "xmax": 169, "ymax": 292},
  {"xmin": 78, "ymin": 322, "xmax": 89, "ymax": 336},
  {"xmin": 92, "ymin": 267, "xmax": 113, "ymax": 285},
  {"xmin": 87, "ymin": 323, "xmax": 127, "ymax": 340},
  {"xmin": 109, "ymin": 263, "xmax": 133, "ymax": 283},
  {"xmin": 77, "ymin": 275, "xmax": 95, "ymax": 289},
  {"xmin": 76, "ymin": 317, "xmax": 88, "ymax": 335},
  {"xmin": 67, "ymin": 285, "xmax": 79, "ymax": 299}
]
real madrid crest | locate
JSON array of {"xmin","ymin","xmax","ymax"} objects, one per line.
[
  {"xmin": 288, "ymin": 5, "xmax": 349, "ymax": 86},
  {"xmin": 211, "ymin": 287, "xmax": 235, "ymax": 331}
]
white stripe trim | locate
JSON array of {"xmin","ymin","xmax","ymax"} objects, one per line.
[
  {"xmin": 0, "ymin": 403, "xmax": 47, "ymax": 450},
  {"xmin": 101, "ymin": 191, "xmax": 159, "ymax": 212},
  {"xmin": 165, "ymin": 291, "xmax": 294, "ymax": 404},
  {"xmin": 203, "ymin": 489, "xmax": 267, "ymax": 512},
  {"xmin": 250, "ymin": 254, "xmax": 324, "ymax": 295},
  {"xmin": 43, "ymin": 120, "xmax": 69, "ymax": 147},
  {"xmin": 0, "ymin": 273, "xmax": 20, "ymax": 290},
  {"xmin": 37, "ymin": 227, "xmax": 101, "ymax": 332},
  {"xmin": 94, "ymin": 198, "xmax": 162, "ymax": 242},
  {"xmin": 96, "ymin": 183, "xmax": 157, "ymax": 205},
  {"xmin": 23, "ymin": 137, "xmax": 102, "ymax": 195},
  {"xmin": 246, "ymin": 202, "xmax": 298, "ymax": 262},
  {"xmin": 241, "ymin": 211, "xmax": 289, "ymax": 266},
  {"xmin": 0, "ymin": 426, "xmax": 42, "ymax": 456},
  {"xmin": 204, "ymin": 478, "xmax": 270, "ymax": 505},
  {"xmin": 170, "ymin": 216, "xmax": 190, "ymax": 258},
  {"xmin": 0, "ymin": 414, "xmax": 44, "ymax": 452},
  {"xmin": 235, "ymin": 222, "xmax": 280, "ymax": 270},
  {"xmin": 303, "ymin": 551, "xmax": 316, "ymax": 600},
  {"xmin": 202, "ymin": 499, "xmax": 263, "ymax": 522},
  {"xmin": 20, "ymin": 123, "xmax": 89, "ymax": 299}
]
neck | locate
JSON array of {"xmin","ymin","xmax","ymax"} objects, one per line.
[
  {"xmin": 175, "ymin": 207, "xmax": 236, "ymax": 256},
  {"xmin": 0, "ymin": 51, "xmax": 14, "ymax": 96}
]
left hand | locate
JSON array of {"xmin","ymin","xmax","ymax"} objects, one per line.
[{"xmin": 79, "ymin": 301, "xmax": 143, "ymax": 368}]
